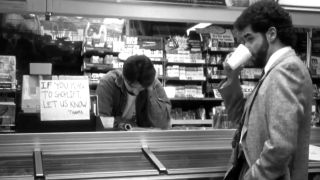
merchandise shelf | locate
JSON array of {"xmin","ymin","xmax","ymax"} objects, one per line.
[
  {"xmin": 203, "ymin": 47, "xmax": 235, "ymax": 52},
  {"xmin": 166, "ymin": 62, "xmax": 206, "ymax": 66},
  {"xmin": 81, "ymin": 46, "xmax": 119, "ymax": 57},
  {"xmin": 171, "ymin": 119, "xmax": 213, "ymax": 125},
  {"xmin": 170, "ymin": 98, "xmax": 223, "ymax": 101},
  {"xmin": 165, "ymin": 77, "xmax": 206, "ymax": 81},
  {"xmin": 82, "ymin": 61, "xmax": 114, "ymax": 72}
]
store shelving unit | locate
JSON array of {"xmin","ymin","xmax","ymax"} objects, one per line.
[
  {"xmin": 171, "ymin": 119, "xmax": 213, "ymax": 127},
  {"xmin": 170, "ymin": 97, "xmax": 223, "ymax": 101},
  {"xmin": 0, "ymin": 56, "xmax": 17, "ymax": 133},
  {"xmin": 81, "ymin": 56, "xmax": 116, "ymax": 92},
  {"xmin": 82, "ymin": 59, "xmax": 114, "ymax": 72},
  {"xmin": 166, "ymin": 62, "xmax": 205, "ymax": 66},
  {"xmin": 162, "ymin": 28, "xmax": 236, "ymax": 128}
]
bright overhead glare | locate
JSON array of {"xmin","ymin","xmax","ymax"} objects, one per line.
[
  {"xmin": 278, "ymin": 0, "xmax": 320, "ymax": 7},
  {"xmin": 186, "ymin": 23, "xmax": 212, "ymax": 36}
]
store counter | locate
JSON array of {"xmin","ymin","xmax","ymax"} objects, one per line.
[{"xmin": 0, "ymin": 128, "xmax": 320, "ymax": 179}]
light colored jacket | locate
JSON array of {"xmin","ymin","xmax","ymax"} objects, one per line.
[{"xmin": 220, "ymin": 49, "xmax": 312, "ymax": 180}]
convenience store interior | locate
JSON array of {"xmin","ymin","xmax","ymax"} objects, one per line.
[{"xmin": 0, "ymin": 0, "xmax": 320, "ymax": 179}]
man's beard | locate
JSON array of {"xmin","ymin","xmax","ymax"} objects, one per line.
[{"xmin": 252, "ymin": 36, "xmax": 269, "ymax": 68}]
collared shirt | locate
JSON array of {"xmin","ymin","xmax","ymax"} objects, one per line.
[
  {"xmin": 121, "ymin": 92, "xmax": 137, "ymax": 122},
  {"xmin": 264, "ymin": 46, "xmax": 292, "ymax": 74}
]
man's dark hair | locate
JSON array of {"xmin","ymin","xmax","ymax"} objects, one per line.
[
  {"xmin": 123, "ymin": 55, "xmax": 156, "ymax": 88},
  {"xmin": 234, "ymin": 0, "xmax": 296, "ymax": 47}
]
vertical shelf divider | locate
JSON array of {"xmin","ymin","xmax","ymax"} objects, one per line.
[
  {"xmin": 141, "ymin": 145, "xmax": 167, "ymax": 174},
  {"xmin": 33, "ymin": 148, "xmax": 45, "ymax": 179}
]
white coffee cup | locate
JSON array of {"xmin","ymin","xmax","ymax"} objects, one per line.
[
  {"xmin": 226, "ymin": 44, "xmax": 252, "ymax": 70},
  {"xmin": 100, "ymin": 116, "xmax": 114, "ymax": 128}
]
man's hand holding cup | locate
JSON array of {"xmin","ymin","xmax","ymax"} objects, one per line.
[{"xmin": 223, "ymin": 44, "xmax": 252, "ymax": 83}]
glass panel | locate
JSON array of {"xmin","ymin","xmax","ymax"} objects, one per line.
[
  {"xmin": 126, "ymin": 0, "xmax": 228, "ymax": 6},
  {"xmin": 43, "ymin": 152, "xmax": 158, "ymax": 178},
  {"xmin": 154, "ymin": 149, "xmax": 231, "ymax": 174},
  {"xmin": 94, "ymin": 0, "xmax": 252, "ymax": 7},
  {"xmin": 0, "ymin": 156, "xmax": 34, "ymax": 177},
  {"xmin": 0, "ymin": 12, "xmax": 309, "ymax": 133}
]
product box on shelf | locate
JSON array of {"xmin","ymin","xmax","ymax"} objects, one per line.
[
  {"xmin": 311, "ymin": 102, "xmax": 320, "ymax": 127},
  {"xmin": 313, "ymin": 84, "xmax": 319, "ymax": 98},
  {"xmin": 165, "ymin": 36, "xmax": 189, "ymax": 54},
  {"xmin": 206, "ymin": 54, "xmax": 223, "ymax": 65},
  {"xmin": 188, "ymin": 31, "xmax": 202, "ymax": 53},
  {"xmin": 21, "ymin": 75, "xmax": 51, "ymax": 113},
  {"xmin": 0, "ymin": 56, "xmax": 16, "ymax": 90},
  {"xmin": 197, "ymin": 25, "xmax": 236, "ymax": 51},
  {"xmin": 170, "ymin": 107, "xmax": 207, "ymax": 121},
  {"xmin": 84, "ymin": 72, "xmax": 105, "ymax": 87},
  {"xmin": 205, "ymin": 82, "xmax": 222, "ymax": 99},
  {"xmin": 166, "ymin": 65, "xmax": 180, "ymax": 78},
  {"xmin": 154, "ymin": 64, "xmax": 163, "ymax": 77},
  {"xmin": 310, "ymin": 56, "xmax": 320, "ymax": 76},
  {"xmin": 207, "ymin": 67, "xmax": 226, "ymax": 79},
  {"xmin": 138, "ymin": 36, "xmax": 163, "ymax": 50},
  {"xmin": 30, "ymin": 63, "xmax": 52, "ymax": 75},
  {"xmin": 118, "ymin": 36, "xmax": 164, "ymax": 61},
  {"xmin": 0, "ymin": 101, "xmax": 16, "ymax": 133},
  {"xmin": 82, "ymin": 20, "xmax": 124, "ymax": 55},
  {"xmin": 164, "ymin": 85, "xmax": 203, "ymax": 98},
  {"xmin": 241, "ymin": 68, "xmax": 263, "ymax": 79},
  {"xmin": 241, "ymin": 81, "xmax": 258, "ymax": 98},
  {"xmin": 211, "ymin": 104, "xmax": 233, "ymax": 129}
]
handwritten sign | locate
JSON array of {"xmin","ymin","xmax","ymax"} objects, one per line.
[{"xmin": 39, "ymin": 79, "xmax": 90, "ymax": 121}]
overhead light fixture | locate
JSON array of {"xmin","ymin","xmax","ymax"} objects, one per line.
[{"xmin": 186, "ymin": 23, "xmax": 212, "ymax": 36}]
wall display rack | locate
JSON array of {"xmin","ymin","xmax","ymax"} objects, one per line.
[
  {"xmin": 81, "ymin": 34, "xmax": 166, "ymax": 91},
  {"xmin": 0, "ymin": 56, "xmax": 17, "ymax": 133}
]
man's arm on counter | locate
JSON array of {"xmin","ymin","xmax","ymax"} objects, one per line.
[
  {"xmin": 96, "ymin": 74, "xmax": 116, "ymax": 129},
  {"xmin": 147, "ymin": 79, "xmax": 172, "ymax": 129}
]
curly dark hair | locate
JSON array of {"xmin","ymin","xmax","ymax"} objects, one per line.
[
  {"xmin": 234, "ymin": 0, "xmax": 296, "ymax": 47},
  {"xmin": 123, "ymin": 55, "xmax": 156, "ymax": 88}
]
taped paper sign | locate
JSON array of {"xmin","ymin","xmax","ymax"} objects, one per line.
[{"xmin": 40, "ymin": 79, "xmax": 90, "ymax": 121}]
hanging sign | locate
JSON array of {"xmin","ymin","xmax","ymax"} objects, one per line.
[{"xmin": 39, "ymin": 79, "xmax": 90, "ymax": 121}]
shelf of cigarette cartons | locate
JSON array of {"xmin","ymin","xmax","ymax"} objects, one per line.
[
  {"xmin": 309, "ymin": 30, "xmax": 320, "ymax": 128},
  {"xmin": 163, "ymin": 29, "xmax": 236, "ymax": 128},
  {"xmin": 81, "ymin": 37, "xmax": 119, "ymax": 92},
  {"xmin": 164, "ymin": 50, "xmax": 206, "ymax": 100},
  {"xmin": 82, "ymin": 42, "xmax": 166, "ymax": 92},
  {"xmin": 165, "ymin": 27, "xmax": 263, "ymax": 129},
  {"xmin": 0, "ymin": 55, "xmax": 17, "ymax": 133},
  {"xmin": 163, "ymin": 33, "xmax": 215, "ymax": 128}
]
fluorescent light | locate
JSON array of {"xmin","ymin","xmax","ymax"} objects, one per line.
[
  {"xmin": 279, "ymin": 0, "xmax": 320, "ymax": 7},
  {"xmin": 186, "ymin": 23, "xmax": 212, "ymax": 35}
]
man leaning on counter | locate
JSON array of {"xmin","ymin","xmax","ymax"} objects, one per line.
[{"xmin": 96, "ymin": 55, "xmax": 171, "ymax": 130}]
